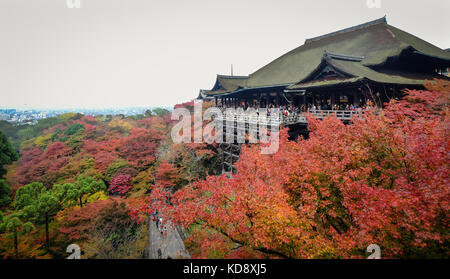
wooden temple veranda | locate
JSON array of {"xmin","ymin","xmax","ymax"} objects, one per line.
[{"xmin": 197, "ymin": 17, "xmax": 450, "ymax": 173}]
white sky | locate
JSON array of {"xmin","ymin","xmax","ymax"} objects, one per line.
[{"xmin": 0, "ymin": 0, "xmax": 449, "ymax": 109}]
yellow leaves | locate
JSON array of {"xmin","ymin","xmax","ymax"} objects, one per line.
[
  {"xmin": 107, "ymin": 119, "xmax": 134, "ymax": 132},
  {"xmin": 86, "ymin": 191, "xmax": 108, "ymax": 203},
  {"xmin": 128, "ymin": 171, "xmax": 153, "ymax": 199},
  {"xmin": 58, "ymin": 112, "xmax": 79, "ymax": 121},
  {"xmin": 34, "ymin": 133, "xmax": 53, "ymax": 149},
  {"xmin": 0, "ymin": 226, "xmax": 49, "ymax": 259}
]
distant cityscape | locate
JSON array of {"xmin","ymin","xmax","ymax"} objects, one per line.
[{"xmin": 0, "ymin": 107, "xmax": 172, "ymax": 125}]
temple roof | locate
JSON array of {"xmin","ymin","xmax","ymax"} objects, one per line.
[
  {"xmin": 203, "ymin": 16, "xmax": 450, "ymax": 97},
  {"xmin": 287, "ymin": 51, "xmax": 448, "ymax": 90},
  {"xmin": 203, "ymin": 75, "xmax": 248, "ymax": 96}
]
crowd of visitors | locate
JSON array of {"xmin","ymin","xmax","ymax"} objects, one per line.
[
  {"xmin": 217, "ymin": 101, "xmax": 367, "ymax": 119},
  {"xmin": 152, "ymin": 209, "xmax": 167, "ymax": 238}
]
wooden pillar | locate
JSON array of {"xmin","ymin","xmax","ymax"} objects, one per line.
[
  {"xmin": 331, "ymin": 92, "xmax": 335, "ymax": 110},
  {"xmin": 221, "ymin": 144, "xmax": 225, "ymax": 173}
]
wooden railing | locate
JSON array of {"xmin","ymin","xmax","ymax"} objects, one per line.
[
  {"xmin": 216, "ymin": 110, "xmax": 363, "ymax": 125},
  {"xmin": 307, "ymin": 110, "xmax": 363, "ymax": 120}
]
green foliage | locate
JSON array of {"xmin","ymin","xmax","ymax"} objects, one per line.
[
  {"xmin": 0, "ymin": 210, "xmax": 34, "ymax": 258},
  {"xmin": 64, "ymin": 123, "xmax": 85, "ymax": 136},
  {"xmin": 129, "ymin": 170, "xmax": 153, "ymax": 198},
  {"xmin": 0, "ymin": 130, "xmax": 18, "ymax": 178},
  {"xmin": 130, "ymin": 114, "xmax": 145, "ymax": 120},
  {"xmin": 16, "ymin": 117, "xmax": 61, "ymax": 143},
  {"xmin": 34, "ymin": 133, "xmax": 53, "ymax": 149},
  {"xmin": 0, "ymin": 211, "xmax": 34, "ymax": 235},
  {"xmin": 152, "ymin": 107, "xmax": 170, "ymax": 117},
  {"xmin": 58, "ymin": 113, "xmax": 82, "ymax": 122},
  {"xmin": 53, "ymin": 176, "xmax": 106, "ymax": 208},
  {"xmin": 14, "ymin": 182, "xmax": 59, "ymax": 224},
  {"xmin": 14, "ymin": 182, "xmax": 60, "ymax": 250},
  {"xmin": 65, "ymin": 132, "xmax": 85, "ymax": 151},
  {"xmin": 0, "ymin": 121, "xmax": 20, "ymax": 149},
  {"xmin": 0, "ymin": 179, "xmax": 12, "ymax": 208},
  {"xmin": 14, "ymin": 182, "xmax": 46, "ymax": 211}
]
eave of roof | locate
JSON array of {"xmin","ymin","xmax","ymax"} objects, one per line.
[
  {"xmin": 218, "ymin": 84, "xmax": 292, "ymax": 98},
  {"xmin": 287, "ymin": 77, "xmax": 364, "ymax": 90}
]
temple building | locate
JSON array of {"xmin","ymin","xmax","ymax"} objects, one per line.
[
  {"xmin": 198, "ymin": 17, "xmax": 450, "ymax": 112},
  {"xmin": 197, "ymin": 17, "xmax": 450, "ymax": 174}
]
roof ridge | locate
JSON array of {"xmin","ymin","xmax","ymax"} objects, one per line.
[
  {"xmin": 217, "ymin": 74, "xmax": 248, "ymax": 79},
  {"xmin": 305, "ymin": 16, "xmax": 387, "ymax": 44}
]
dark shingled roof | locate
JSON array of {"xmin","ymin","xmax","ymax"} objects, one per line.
[
  {"xmin": 204, "ymin": 16, "xmax": 450, "ymax": 96},
  {"xmin": 287, "ymin": 51, "xmax": 449, "ymax": 90},
  {"xmin": 203, "ymin": 75, "xmax": 248, "ymax": 96}
]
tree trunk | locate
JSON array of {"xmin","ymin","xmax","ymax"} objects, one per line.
[
  {"xmin": 79, "ymin": 196, "xmax": 83, "ymax": 208},
  {"xmin": 45, "ymin": 212, "xmax": 50, "ymax": 250},
  {"xmin": 14, "ymin": 230, "xmax": 18, "ymax": 258}
]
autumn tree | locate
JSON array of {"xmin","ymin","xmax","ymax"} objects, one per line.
[
  {"xmin": 83, "ymin": 199, "xmax": 143, "ymax": 258},
  {"xmin": 105, "ymin": 159, "xmax": 130, "ymax": 182},
  {"xmin": 156, "ymin": 161, "xmax": 180, "ymax": 190},
  {"xmin": 58, "ymin": 199, "xmax": 144, "ymax": 259},
  {"xmin": 18, "ymin": 142, "xmax": 73, "ymax": 186},
  {"xmin": 118, "ymin": 128, "xmax": 163, "ymax": 170},
  {"xmin": 108, "ymin": 174, "xmax": 133, "ymax": 196}
]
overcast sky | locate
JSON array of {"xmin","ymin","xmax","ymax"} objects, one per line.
[{"xmin": 0, "ymin": 0, "xmax": 449, "ymax": 110}]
